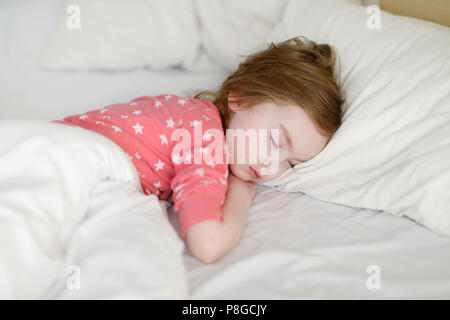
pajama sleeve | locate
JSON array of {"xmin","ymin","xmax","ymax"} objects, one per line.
[{"xmin": 170, "ymin": 104, "xmax": 229, "ymax": 238}]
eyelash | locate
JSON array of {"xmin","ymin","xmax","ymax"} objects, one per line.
[
  {"xmin": 270, "ymin": 132, "xmax": 279, "ymax": 147},
  {"xmin": 270, "ymin": 132, "xmax": 295, "ymax": 169}
]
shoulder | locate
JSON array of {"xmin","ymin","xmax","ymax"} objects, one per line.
[
  {"xmin": 165, "ymin": 95, "xmax": 222, "ymax": 128},
  {"xmin": 130, "ymin": 94, "xmax": 219, "ymax": 114}
]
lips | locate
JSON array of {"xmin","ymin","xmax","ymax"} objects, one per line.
[{"xmin": 249, "ymin": 166, "xmax": 261, "ymax": 179}]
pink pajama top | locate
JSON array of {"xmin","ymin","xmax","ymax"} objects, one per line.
[{"xmin": 52, "ymin": 94, "xmax": 229, "ymax": 237}]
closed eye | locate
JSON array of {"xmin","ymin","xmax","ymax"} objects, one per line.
[
  {"xmin": 270, "ymin": 131, "xmax": 279, "ymax": 147},
  {"xmin": 271, "ymin": 131, "xmax": 295, "ymax": 168}
]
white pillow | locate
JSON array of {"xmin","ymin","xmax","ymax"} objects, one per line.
[
  {"xmin": 40, "ymin": 0, "xmax": 204, "ymax": 71},
  {"xmin": 193, "ymin": 0, "xmax": 289, "ymax": 72},
  {"xmin": 40, "ymin": 0, "xmax": 291, "ymax": 72},
  {"xmin": 1, "ymin": 0, "xmax": 64, "ymax": 66},
  {"xmin": 0, "ymin": 22, "xmax": 4, "ymax": 59},
  {"xmin": 260, "ymin": 0, "xmax": 450, "ymax": 236},
  {"xmin": 0, "ymin": 2, "xmax": 8, "ymax": 60}
]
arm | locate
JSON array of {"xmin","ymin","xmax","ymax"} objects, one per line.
[{"xmin": 186, "ymin": 173, "xmax": 257, "ymax": 264}]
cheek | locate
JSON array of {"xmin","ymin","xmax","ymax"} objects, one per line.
[
  {"xmin": 225, "ymin": 134, "xmax": 254, "ymax": 164},
  {"xmin": 228, "ymin": 163, "xmax": 239, "ymax": 176},
  {"xmin": 305, "ymin": 134, "xmax": 329, "ymax": 159}
]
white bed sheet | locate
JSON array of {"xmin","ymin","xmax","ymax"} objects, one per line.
[
  {"xmin": 1, "ymin": 0, "xmax": 450, "ymax": 299},
  {"xmin": 0, "ymin": 56, "xmax": 228, "ymax": 121},
  {"xmin": 179, "ymin": 186, "xmax": 450, "ymax": 299}
]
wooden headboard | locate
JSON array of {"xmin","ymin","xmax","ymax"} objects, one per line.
[{"xmin": 380, "ymin": 0, "xmax": 450, "ymax": 27}]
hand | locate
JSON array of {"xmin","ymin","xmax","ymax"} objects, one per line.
[{"xmin": 227, "ymin": 172, "xmax": 257, "ymax": 201}]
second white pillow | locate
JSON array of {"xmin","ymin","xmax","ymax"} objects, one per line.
[{"xmin": 40, "ymin": 0, "xmax": 203, "ymax": 71}]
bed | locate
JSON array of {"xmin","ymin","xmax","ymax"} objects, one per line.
[{"xmin": 1, "ymin": 0, "xmax": 449, "ymax": 299}]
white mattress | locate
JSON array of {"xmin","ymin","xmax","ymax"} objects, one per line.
[{"xmin": 1, "ymin": 0, "xmax": 450, "ymax": 299}]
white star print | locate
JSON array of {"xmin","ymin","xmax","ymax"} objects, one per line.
[
  {"xmin": 134, "ymin": 152, "xmax": 142, "ymax": 160},
  {"xmin": 130, "ymin": 102, "xmax": 138, "ymax": 106},
  {"xmin": 190, "ymin": 120, "xmax": 201, "ymax": 128},
  {"xmin": 201, "ymin": 179, "xmax": 217, "ymax": 185},
  {"xmin": 220, "ymin": 178, "xmax": 227, "ymax": 185},
  {"xmin": 224, "ymin": 171, "xmax": 229, "ymax": 178},
  {"xmin": 185, "ymin": 151, "xmax": 192, "ymax": 163},
  {"xmin": 166, "ymin": 118, "xmax": 175, "ymax": 128},
  {"xmin": 132, "ymin": 110, "xmax": 142, "ymax": 116},
  {"xmin": 112, "ymin": 125, "xmax": 122, "ymax": 133},
  {"xmin": 154, "ymin": 101, "xmax": 163, "ymax": 109},
  {"xmin": 178, "ymin": 99, "xmax": 187, "ymax": 106},
  {"xmin": 202, "ymin": 115, "xmax": 212, "ymax": 121},
  {"xmin": 99, "ymin": 108, "xmax": 108, "ymax": 114},
  {"xmin": 205, "ymin": 108, "xmax": 212, "ymax": 112},
  {"xmin": 145, "ymin": 189, "xmax": 151, "ymax": 194},
  {"xmin": 159, "ymin": 134, "xmax": 168, "ymax": 145},
  {"xmin": 164, "ymin": 94, "xmax": 172, "ymax": 101},
  {"xmin": 202, "ymin": 145, "xmax": 215, "ymax": 158},
  {"xmin": 121, "ymin": 115, "xmax": 129, "ymax": 119},
  {"xmin": 178, "ymin": 118, "xmax": 183, "ymax": 127},
  {"xmin": 174, "ymin": 184, "xmax": 184, "ymax": 192},
  {"xmin": 175, "ymin": 189, "xmax": 183, "ymax": 200},
  {"xmin": 203, "ymin": 132, "xmax": 213, "ymax": 141},
  {"xmin": 194, "ymin": 167, "xmax": 204, "ymax": 176},
  {"xmin": 153, "ymin": 181, "xmax": 162, "ymax": 189},
  {"xmin": 96, "ymin": 121, "xmax": 105, "ymax": 125},
  {"xmin": 132, "ymin": 122, "xmax": 144, "ymax": 135},
  {"xmin": 171, "ymin": 152, "xmax": 182, "ymax": 164},
  {"xmin": 206, "ymin": 159, "xmax": 216, "ymax": 168},
  {"xmin": 154, "ymin": 159, "xmax": 165, "ymax": 171},
  {"xmin": 79, "ymin": 115, "xmax": 88, "ymax": 120},
  {"xmin": 102, "ymin": 115, "xmax": 111, "ymax": 120}
]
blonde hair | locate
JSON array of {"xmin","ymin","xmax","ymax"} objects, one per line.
[{"xmin": 193, "ymin": 36, "xmax": 345, "ymax": 137}]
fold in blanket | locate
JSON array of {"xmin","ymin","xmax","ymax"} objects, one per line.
[{"xmin": 0, "ymin": 120, "xmax": 187, "ymax": 299}]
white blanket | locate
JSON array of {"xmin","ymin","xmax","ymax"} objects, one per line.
[{"xmin": 0, "ymin": 120, "xmax": 187, "ymax": 299}]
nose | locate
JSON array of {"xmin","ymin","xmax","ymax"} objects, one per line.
[{"xmin": 258, "ymin": 142, "xmax": 289, "ymax": 176}]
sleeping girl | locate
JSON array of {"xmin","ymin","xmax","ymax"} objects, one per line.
[{"xmin": 0, "ymin": 36, "xmax": 344, "ymax": 297}]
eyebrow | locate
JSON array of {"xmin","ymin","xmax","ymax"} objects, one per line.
[{"xmin": 280, "ymin": 123, "xmax": 306, "ymax": 162}]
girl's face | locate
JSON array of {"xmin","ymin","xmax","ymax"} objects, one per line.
[{"xmin": 226, "ymin": 99, "xmax": 330, "ymax": 182}]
